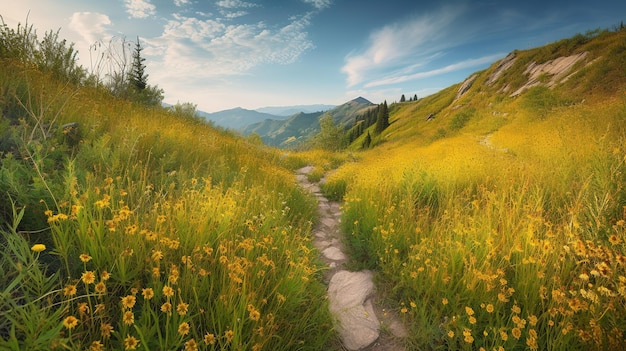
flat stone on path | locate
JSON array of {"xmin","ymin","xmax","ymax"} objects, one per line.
[
  {"xmin": 322, "ymin": 246, "xmax": 348, "ymax": 261},
  {"xmin": 328, "ymin": 270, "xmax": 380, "ymax": 350}
]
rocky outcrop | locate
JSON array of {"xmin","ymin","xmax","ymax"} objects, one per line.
[
  {"xmin": 511, "ymin": 51, "xmax": 588, "ymax": 96},
  {"xmin": 487, "ymin": 52, "xmax": 517, "ymax": 86},
  {"xmin": 454, "ymin": 74, "xmax": 477, "ymax": 101}
]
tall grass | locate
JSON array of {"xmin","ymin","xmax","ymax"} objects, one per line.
[
  {"xmin": 326, "ymin": 96, "xmax": 626, "ymax": 349},
  {"xmin": 0, "ymin": 58, "xmax": 334, "ymax": 350}
]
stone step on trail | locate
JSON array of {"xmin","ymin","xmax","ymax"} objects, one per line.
[{"xmin": 328, "ymin": 270, "xmax": 379, "ymax": 350}]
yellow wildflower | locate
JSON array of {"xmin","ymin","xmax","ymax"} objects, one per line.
[
  {"xmin": 486, "ymin": 304, "xmax": 494, "ymax": 313},
  {"xmin": 142, "ymin": 288, "xmax": 154, "ymax": 300},
  {"xmin": 90, "ymin": 341, "xmax": 104, "ymax": 351},
  {"xmin": 442, "ymin": 298, "xmax": 449, "ymax": 305},
  {"xmin": 77, "ymin": 302, "xmax": 89, "ymax": 316},
  {"xmin": 101, "ymin": 323, "xmax": 114, "ymax": 339},
  {"xmin": 162, "ymin": 285, "xmax": 174, "ymax": 298},
  {"xmin": 101, "ymin": 270, "xmax": 111, "ymax": 281},
  {"xmin": 123, "ymin": 311, "xmax": 134, "ymax": 325},
  {"xmin": 81, "ymin": 271, "xmax": 96, "ymax": 285},
  {"xmin": 250, "ymin": 309, "xmax": 261, "ymax": 321},
  {"xmin": 121, "ymin": 295, "xmax": 136, "ymax": 309},
  {"xmin": 31, "ymin": 244, "xmax": 46, "ymax": 253},
  {"xmin": 79, "ymin": 254, "xmax": 92, "ymax": 263},
  {"xmin": 512, "ymin": 327, "xmax": 522, "ymax": 339},
  {"xmin": 161, "ymin": 302, "xmax": 172, "ymax": 314},
  {"xmin": 63, "ymin": 316, "xmax": 78, "ymax": 329},
  {"xmin": 178, "ymin": 322, "xmax": 190, "ymax": 336},
  {"xmin": 224, "ymin": 330, "xmax": 234, "ymax": 343},
  {"xmin": 204, "ymin": 333, "xmax": 216, "ymax": 345},
  {"xmin": 184, "ymin": 339, "xmax": 198, "ymax": 351},
  {"xmin": 63, "ymin": 284, "xmax": 77, "ymax": 297},
  {"xmin": 463, "ymin": 328, "xmax": 474, "ymax": 344},
  {"xmin": 95, "ymin": 282, "xmax": 107, "ymax": 294},
  {"xmin": 124, "ymin": 335, "xmax": 139, "ymax": 350},
  {"xmin": 177, "ymin": 302, "xmax": 189, "ymax": 316},
  {"xmin": 609, "ymin": 234, "xmax": 621, "ymax": 245},
  {"xmin": 151, "ymin": 250, "xmax": 163, "ymax": 262}
]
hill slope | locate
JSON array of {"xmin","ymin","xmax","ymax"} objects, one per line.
[
  {"xmin": 0, "ymin": 28, "xmax": 335, "ymax": 349},
  {"xmin": 323, "ymin": 27, "xmax": 626, "ymax": 349}
]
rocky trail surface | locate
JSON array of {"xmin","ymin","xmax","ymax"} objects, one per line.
[{"xmin": 296, "ymin": 166, "xmax": 408, "ymax": 351}]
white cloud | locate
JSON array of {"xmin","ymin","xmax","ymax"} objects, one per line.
[
  {"xmin": 174, "ymin": 0, "xmax": 191, "ymax": 6},
  {"xmin": 149, "ymin": 13, "xmax": 314, "ymax": 78},
  {"xmin": 216, "ymin": 0, "xmax": 258, "ymax": 9},
  {"xmin": 68, "ymin": 12, "xmax": 114, "ymax": 45},
  {"xmin": 302, "ymin": 0, "xmax": 331, "ymax": 10},
  {"xmin": 341, "ymin": 6, "xmax": 465, "ymax": 87},
  {"xmin": 365, "ymin": 53, "xmax": 505, "ymax": 88},
  {"xmin": 123, "ymin": 0, "xmax": 156, "ymax": 19},
  {"xmin": 222, "ymin": 11, "xmax": 248, "ymax": 19}
]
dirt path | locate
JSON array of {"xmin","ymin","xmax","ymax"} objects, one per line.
[{"xmin": 296, "ymin": 166, "xmax": 407, "ymax": 351}]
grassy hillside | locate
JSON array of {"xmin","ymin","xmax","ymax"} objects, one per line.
[
  {"xmin": 0, "ymin": 51, "xmax": 338, "ymax": 349},
  {"xmin": 323, "ymin": 28, "xmax": 626, "ymax": 349},
  {"xmin": 4, "ymin": 18, "xmax": 626, "ymax": 351}
]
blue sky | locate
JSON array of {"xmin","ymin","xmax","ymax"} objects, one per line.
[{"xmin": 3, "ymin": 1, "xmax": 625, "ymax": 112}]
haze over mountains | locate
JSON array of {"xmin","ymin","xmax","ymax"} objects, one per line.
[
  {"xmin": 199, "ymin": 98, "xmax": 375, "ymax": 148},
  {"xmin": 198, "ymin": 104, "xmax": 336, "ymax": 130}
]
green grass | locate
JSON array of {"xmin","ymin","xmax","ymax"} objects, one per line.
[
  {"xmin": 3, "ymin": 20, "xmax": 626, "ymax": 351},
  {"xmin": 0, "ymin": 58, "xmax": 335, "ymax": 350},
  {"xmin": 323, "ymin": 28, "xmax": 626, "ymax": 350}
]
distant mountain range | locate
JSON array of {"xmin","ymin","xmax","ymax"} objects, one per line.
[
  {"xmin": 197, "ymin": 98, "xmax": 375, "ymax": 148},
  {"xmin": 197, "ymin": 104, "xmax": 336, "ymax": 131},
  {"xmin": 255, "ymin": 104, "xmax": 336, "ymax": 117},
  {"xmin": 241, "ymin": 97, "xmax": 375, "ymax": 148}
]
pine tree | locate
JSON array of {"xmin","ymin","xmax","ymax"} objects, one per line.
[
  {"xmin": 362, "ymin": 131, "xmax": 371, "ymax": 149},
  {"xmin": 400, "ymin": 94, "xmax": 406, "ymax": 102},
  {"xmin": 413, "ymin": 94, "xmax": 418, "ymax": 101},
  {"xmin": 375, "ymin": 101, "xmax": 389, "ymax": 133},
  {"xmin": 129, "ymin": 36, "xmax": 147, "ymax": 91}
]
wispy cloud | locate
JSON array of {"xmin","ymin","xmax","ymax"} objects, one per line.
[
  {"xmin": 123, "ymin": 0, "xmax": 156, "ymax": 19},
  {"xmin": 341, "ymin": 5, "xmax": 467, "ymax": 87},
  {"xmin": 216, "ymin": 0, "xmax": 258, "ymax": 9},
  {"xmin": 365, "ymin": 53, "xmax": 505, "ymax": 88},
  {"xmin": 302, "ymin": 0, "xmax": 332, "ymax": 10},
  {"xmin": 174, "ymin": 0, "xmax": 191, "ymax": 6},
  {"xmin": 149, "ymin": 12, "xmax": 314, "ymax": 78}
]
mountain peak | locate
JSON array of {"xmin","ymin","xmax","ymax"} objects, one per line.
[{"xmin": 351, "ymin": 96, "xmax": 372, "ymax": 104}]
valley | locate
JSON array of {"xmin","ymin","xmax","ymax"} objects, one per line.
[{"xmin": 1, "ymin": 19, "xmax": 626, "ymax": 351}]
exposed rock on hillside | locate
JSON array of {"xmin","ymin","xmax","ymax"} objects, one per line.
[
  {"xmin": 487, "ymin": 52, "xmax": 517, "ymax": 86},
  {"xmin": 454, "ymin": 74, "xmax": 477, "ymax": 101},
  {"xmin": 511, "ymin": 51, "xmax": 588, "ymax": 96}
]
